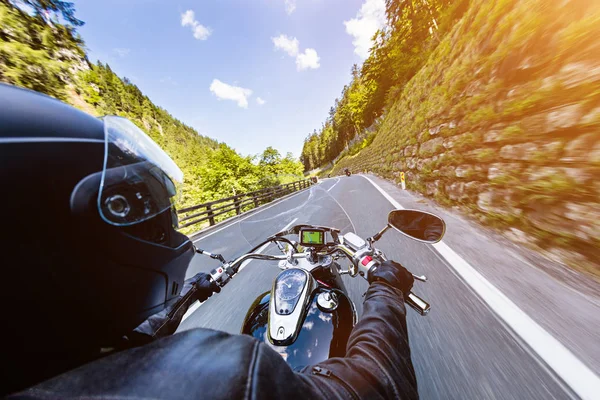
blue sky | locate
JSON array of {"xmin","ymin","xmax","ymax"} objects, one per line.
[{"xmin": 72, "ymin": 0, "xmax": 386, "ymax": 158}]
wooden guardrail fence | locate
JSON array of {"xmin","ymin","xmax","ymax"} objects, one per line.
[{"xmin": 177, "ymin": 178, "xmax": 316, "ymax": 229}]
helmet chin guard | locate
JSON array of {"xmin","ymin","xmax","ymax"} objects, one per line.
[{"xmin": 98, "ymin": 116, "xmax": 183, "ymax": 226}]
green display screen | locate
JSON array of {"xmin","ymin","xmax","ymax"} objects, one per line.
[{"xmin": 302, "ymin": 230, "xmax": 324, "ymax": 245}]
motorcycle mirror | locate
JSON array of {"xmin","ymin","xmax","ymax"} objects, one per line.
[{"xmin": 387, "ymin": 209, "xmax": 446, "ymax": 244}]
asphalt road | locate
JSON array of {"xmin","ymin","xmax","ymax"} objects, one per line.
[{"xmin": 177, "ymin": 175, "xmax": 596, "ymax": 399}]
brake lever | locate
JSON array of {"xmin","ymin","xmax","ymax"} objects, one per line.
[
  {"xmin": 369, "ymin": 249, "xmax": 429, "ymax": 313},
  {"xmin": 374, "ymin": 250, "xmax": 427, "ymax": 283}
]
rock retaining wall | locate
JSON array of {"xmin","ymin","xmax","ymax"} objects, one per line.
[{"xmin": 332, "ymin": 0, "xmax": 600, "ymax": 277}]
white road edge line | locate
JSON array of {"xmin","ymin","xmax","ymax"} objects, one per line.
[
  {"xmin": 327, "ymin": 178, "xmax": 341, "ymax": 192},
  {"xmin": 360, "ymin": 174, "xmax": 600, "ymax": 400},
  {"xmin": 182, "ymin": 217, "xmax": 299, "ymax": 322},
  {"xmin": 193, "ymin": 189, "xmax": 307, "ymax": 243}
]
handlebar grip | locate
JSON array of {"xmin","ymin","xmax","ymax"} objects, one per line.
[
  {"xmin": 362, "ymin": 258, "xmax": 430, "ymax": 316},
  {"xmin": 406, "ymin": 291, "xmax": 431, "ymax": 315}
]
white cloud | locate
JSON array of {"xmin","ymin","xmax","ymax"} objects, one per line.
[
  {"xmin": 191, "ymin": 25, "xmax": 211, "ymax": 40},
  {"xmin": 181, "ymin": 10, "xmax": 195, "ymax": 26},
  {"xmin": 209, "ymin": 79, "xmax": 253, "ymax": 108},
  {"xmin": 272, "ymin": 34, "xmax": 299, "ymax": 57},
  {"xmin": 272, "ymin": 34, "xmax": 320, "ymax": 71},
  {"xmin": 296, "ymin": 48, "xmax": 320, "ymax": 70},
  {"xmin": 113, "ymin": 48, "xmax": 130, "ymax": 57},
  {"xmin": 256, "ymin": 97, "xmax": 266, "ymax": 105},
  {"xmin": 344, "ymin": 0, "xmax": 386, "ymax": 59},
  {"xmin": 284, "ymin": 0, "xmax": 296, "ymax": 15},
  {"xmin": 181, "ymin": 10, "xmax": 212, "ymax": 40}
]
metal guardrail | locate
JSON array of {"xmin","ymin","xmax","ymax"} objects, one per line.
[{"xmin": 177, "ymin": 178, "xmax": 316, "ymax": 229}]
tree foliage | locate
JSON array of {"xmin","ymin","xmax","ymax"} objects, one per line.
[
  {"xmin": 300, "ymin": 0, "xmax": 469, "ymax": 171},
  {"xmin": 0, "ymin": 0, "xmax": 85, "ymax": 99},
  {"xmin": 16, "ymin": 0, "xmax": 84, "ymax": 26},
  {"xmin": 78, "ymin": 62, "xmax": 304, "ymax": 208}
]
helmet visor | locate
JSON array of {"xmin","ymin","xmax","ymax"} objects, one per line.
[{"xmin": 98, "ymin": 116, "xmax": 183, "ymax": 226}]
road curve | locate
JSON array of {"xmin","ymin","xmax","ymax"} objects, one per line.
[{"xmin": 177, "ymin": 175, "xmax": 596, "ymax": 400}]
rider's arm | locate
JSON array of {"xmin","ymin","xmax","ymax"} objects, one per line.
[
  {"xmin": 125, "ymin": 273, "xmax": 219, "ymax": 346},
  {"xmin": 13, "ymin": 268, "xmax": 417, "ymax": 399},
  {"xmin": 297, "ymin": 280, "xmax": 419, "ymax": 399}
]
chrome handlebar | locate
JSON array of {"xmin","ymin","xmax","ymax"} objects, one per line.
[
  {"xmin": 202, "ymin": 239, "xmax": 431, "ymax": 316},
  {"xmin": 207, "ymin": 253, "xmax": 304, "ymax": 286}
]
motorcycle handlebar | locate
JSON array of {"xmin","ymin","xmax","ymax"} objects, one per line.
[
  {"xmin": 205, "ymin": 241, "xmax": 431, "ymax": 315},
  {"xmin": 406, "ymin": 292, "xmax": 431, "ymax": 315},
  {"xmin": 208, "ymin": 252, "xmax": 311, "ymax": 286},
  {"xmin": 359, "ymin": 255, "xmax": 431, "ymax": 315}
]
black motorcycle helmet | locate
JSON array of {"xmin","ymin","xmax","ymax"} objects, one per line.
[{"xmin": 0, "ymin": 83, "xmax": 195, "ymax": 394}]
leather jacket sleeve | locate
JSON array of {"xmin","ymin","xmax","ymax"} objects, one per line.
[
  {"xmin": 11, "ymin": 281, "xmax": 418, "ymax": 400},
  {"xmin": 295, "ymin": 281, "xmax": 419, "ymax": 399},
  {"xmin": 125, "ymin": 273, "xmax": 208, "ymax": 346}
]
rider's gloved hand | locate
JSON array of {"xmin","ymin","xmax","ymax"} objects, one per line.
[
  {"xmin": 190, "ymin": 272, "xmax": 221, "ymax": 303},
  {"xmin": 368, "ymin": 260, "xmax": 414, "ymax": 295}
]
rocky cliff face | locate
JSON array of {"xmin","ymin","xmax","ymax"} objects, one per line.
[{"xmin": 332, "ymin": 0, "xmax": 600, "ymax": 277}]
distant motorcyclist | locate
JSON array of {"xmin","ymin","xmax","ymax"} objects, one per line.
[
  {"xmin": 344, "ymin": 168, "xmax": 351, "ymax": 176},
  {"xmin": 1, "ymin": 83, "xmax": 419, "ymax": 399}
]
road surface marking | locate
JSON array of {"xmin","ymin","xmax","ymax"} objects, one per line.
[
  {"xmin": 182, "ymin": 217, "xmax": 299, "ymax": 322},
  {"xmin": 361, "ymin": 174, "xmax": 600, "ymax": 400},
  {"xmin": 324, "ymin": 187, "xmax": 356, "ymax": 234},
  {"xmin": 327, "ymin": 178, "xmax": 341, "ymax": 192},
  {"xmin": 193, "ymin": 189, "xmax": 308, "ymax": 243}
]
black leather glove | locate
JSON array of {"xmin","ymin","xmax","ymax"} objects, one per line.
[
  {"xmin": 368, "ymin": 260, "xmax": 414, "ymax": 295},
  {"xmin": 128, "ymin": 273, "xmax": 221, "ymax": 345},
  {"xmin": 190, "ymin": 272, "xmax": 221, "ymax": 303}
]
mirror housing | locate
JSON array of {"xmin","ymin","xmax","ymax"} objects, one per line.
[{"xmin": 387, "ymin": 209, "xmax": 446, "ymax": 244}]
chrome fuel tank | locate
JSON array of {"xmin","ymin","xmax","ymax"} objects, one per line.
[{"xmin": 241, "ymin": 288, "xmax": 356, "ymax": 370}]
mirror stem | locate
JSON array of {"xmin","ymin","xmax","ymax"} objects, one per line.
[
  {"xmin": 368, "ymin": 224, "xmax": 390, "ymax": 247},
  {"xmin": 195, "ymin": 247, "xmax": 226, "ymax": 263},
  {"xmin": 373, "ymin": 224, "xmax": 390, "ymax": 242}
]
